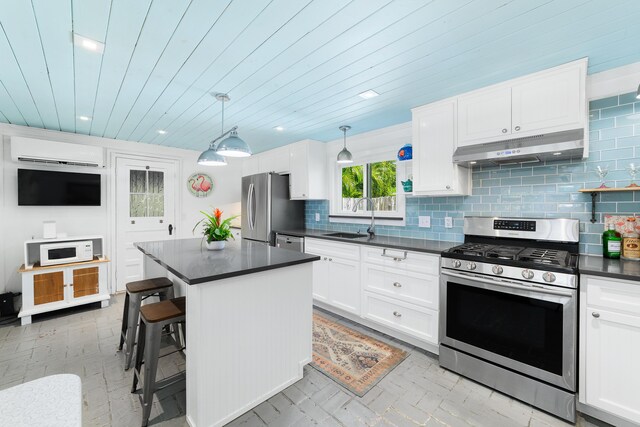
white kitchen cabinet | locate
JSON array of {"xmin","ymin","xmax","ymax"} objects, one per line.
[
  {"xmin": 305, "ymin": 238, "xmax": 360, "ymax": 315},
  {"xmin": 289, "ymin": 139, "xmax": 327, "ymax": 200},
  {"xmin": 361, "ymin": 246, "xmax": 440, "ymax": 345},
  {"xmin": 258, "ymin": 145, "xmax": 290, "ymax": 174},
  {"xmin": 18, "ymin": 259, "xmax": 110, "ymax": 325},
  {"xmin": 411, "ymin": 98, "xmax": 471, "ymax": 196},
  {"xmin": 579, "ymin": 275, "xmax": 640, "ymax": 425},
  {"xmin": 511, "ymin": 65, "xmax": 584, "ymax": 136},
  {"xmin": 242, "ymin": 154, "xmax": 261, "ymax": 177},
  {"xmin": 457, "ymin": 58, "xmax": 587, "ymax": 146},
  {"xmin": 457, "ymin": 86, "xmax": 512, "ymax": 145}
]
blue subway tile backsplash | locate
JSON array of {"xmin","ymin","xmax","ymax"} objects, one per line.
[{"xmin": 305, "ymin": 91, "xmax": 640, "ymax": 255}]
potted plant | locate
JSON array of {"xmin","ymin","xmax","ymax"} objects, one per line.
[{"xmin": 193, "ymin": 208, "xmax": 238, "ymax": 250}]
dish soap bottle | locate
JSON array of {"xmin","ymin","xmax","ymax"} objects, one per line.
[
  {"xmin": 621, "ymin": 217, "xmax": 640, "ymax": 261},
  {"xmin": 602, "ymin": 224, "xmax": 621, "ymax": 259}
]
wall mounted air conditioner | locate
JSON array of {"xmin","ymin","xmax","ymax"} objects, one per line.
[{"xmin": 10, "ymin": 137, "xmax": 104, "ymax": 167}]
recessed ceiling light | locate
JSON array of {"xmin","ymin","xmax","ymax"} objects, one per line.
[
  {"xmin": 73, "ymin": 33, "xmax": 105, "ymax": 54},
  {"xmin": 157, "ymin": 130, "xmax": 167, "ymax": 135},
  {"xmin": 274, "ymin": 126, "xmax": 284, "ymax": 131},
  {"xmin": 358, "ymin": 89, "xmax": 379, "ymax": 99},
  {"xmin": 78, "ymin": 115, "xmax": 91, "ymax": 121},
  {"xmin": 553, "ymin": 152, "xmax": 562, "ymax": 156},
  {"xmin": 470, "ymin": 161, "xmax": 477, "ymax": 165}
]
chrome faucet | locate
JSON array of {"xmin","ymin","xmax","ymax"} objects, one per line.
[{"xmin": 352, "ymin": 197, "xmax": 375, "ymax": 238}]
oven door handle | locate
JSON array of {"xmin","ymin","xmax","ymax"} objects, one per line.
[{"xmin": 441, "ymin": 270, "xmax": 574, "ymax": 297}]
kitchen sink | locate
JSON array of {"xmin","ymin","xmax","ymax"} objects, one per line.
[{"xmin": 323, "ymin": 232, "xmax": 367, "ymax": 239}]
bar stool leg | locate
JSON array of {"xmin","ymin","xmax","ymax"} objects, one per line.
[
  {"xmin": 118, "ymin": 292, "xmax": 130, "ymax": 350},
  {"xmin": 141, "ymin": 323, "xmax": 162, "ymax": 427},
  {"xmin": 131, "ymin": 321, "xmax": 146, "ymax": 394},
  {"xmin": 124, "ymin": 293, "xmax": 142, "ymax": 370}
]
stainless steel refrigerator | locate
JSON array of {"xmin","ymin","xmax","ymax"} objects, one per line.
[{"xmin": 241, "ymin": 172, "xmax": 305, "ymax": 245}]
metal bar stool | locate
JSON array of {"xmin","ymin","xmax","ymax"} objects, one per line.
[
  {"xmin": 131, "ymin": 297, "xmax": 186, "ymax": 427},
  {"xmin": 118, "ymin": 277, "xmax": 174, "ymax": 370}
]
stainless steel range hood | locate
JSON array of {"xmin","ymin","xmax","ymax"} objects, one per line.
[{"xmin": 452, "ymin": 129, "xmax": 586, "ymax": 167}]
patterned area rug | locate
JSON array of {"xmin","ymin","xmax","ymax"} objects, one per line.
[{"xmin": 311, "ymin": 312, "xmax": 408, "ymax": 396}]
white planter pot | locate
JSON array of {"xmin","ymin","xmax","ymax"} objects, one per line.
[{"xmin": 205, "ymin": 240, "xmax": 226, "ymax": 251}]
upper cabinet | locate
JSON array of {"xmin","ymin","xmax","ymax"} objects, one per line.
[
  {"xmin": 289, "ymin": 139, "xmax": 327, "ymax": 200},
  {"xmin": 412, "ymin": 98, "xmax": 471, "ymax": 196},
  {"xmin": 457, "ymin": 58, "xmax": 587, "ymax": 147},
  {"xmin": 242, "ymin": 139, "xmax": 327, "ymax": 200}
]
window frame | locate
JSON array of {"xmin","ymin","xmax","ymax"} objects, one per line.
[{"xmin": 330, "ymin": 152, "xmax": 406, "ymax": 225}]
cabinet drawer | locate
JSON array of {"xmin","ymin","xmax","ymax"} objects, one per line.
[
  {"xmin": 584, "ymin": 275, "xmax": 640, "ymax": 315},
  {"xmin": 362, "ymin": 263, "xmax": 438, "ymax": 309},
  {"xmin": 305, "ymin": 238, "xmax": 360, "ymax": 261},
  {"xmin": 362, "ymin": 292, "xmax": 438, "ymax": 344},
  {"xmin": 361, "ymin": 246, "xmax": 439, "ymax": 275}
]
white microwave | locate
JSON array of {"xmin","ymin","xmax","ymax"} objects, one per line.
[{"xmin": 40, "ymin": 240, "xmax": 94, "ymax": 266}]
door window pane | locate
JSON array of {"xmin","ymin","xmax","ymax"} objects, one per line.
[{"xmin": 129, "ymin": 169, "xmax": 165, "ymax": 217}]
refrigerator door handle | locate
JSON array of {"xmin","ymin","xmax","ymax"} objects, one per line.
[
  {"xmin": 251, "ymin": 182, "xmax": 257, "ymax": 230},
  {"xmin": 247, "ymin": 183, "xmax": 254, "ymax": 230}
]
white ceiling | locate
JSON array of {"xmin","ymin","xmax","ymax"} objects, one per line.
[{"xmin": 0, "ymin": 0, "xmax": 639, "ymax": 153}]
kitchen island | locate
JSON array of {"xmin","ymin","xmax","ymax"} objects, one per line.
[{"xmin": 136, "ymin": 238, "xmax": 319, "ymax": 427}]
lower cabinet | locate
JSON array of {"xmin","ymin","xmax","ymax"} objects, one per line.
[
  {"xmin": 306, "ymin": 237, "xmax": 440, "ymax": 350},
  {"xmin": 306, "ymin": 238, "xmax": 361, "ymax": 315},
  {"xmin": 19, "ymin": 260, "xmax": 110, "ymax": 325},
  {"xmin": 579, "ymin": 275, "xmax": 640, "ymax": 425}
]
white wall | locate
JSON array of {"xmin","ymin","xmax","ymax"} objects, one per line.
[{"xmin": 0, "ymin": 124, "xmax": 242, "ymax": 294}]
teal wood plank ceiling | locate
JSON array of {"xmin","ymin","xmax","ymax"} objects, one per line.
[{"xmin": 0, "ymin": 0, "xmax": 639, "ymax": 153}]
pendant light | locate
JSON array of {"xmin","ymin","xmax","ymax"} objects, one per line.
[
  {"xmin": 214, "ymin": 93, "xmax": 252, "ymax": 158},
  {"xmin": 197, "ymin": 93, "xmax": 252, "ymax": 165},
  {"xmin": 336, "ymin": 125, "xmax": 353, "ymax": 164}
]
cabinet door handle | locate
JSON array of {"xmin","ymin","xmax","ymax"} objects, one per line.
[
  {"xmin": 329, "ymin": 258, "xmax": 332, "ymax": 261},
  {"xmin": 393, "ymin": 282, "xmax": 402, "ymax": 288},
  {"xmin": 446, "ymin": 185, "xmax": 451, "ymax": 190},
  {"xmin": 502, "ymin": 128, "xmax": 507, "ymax": 133},
  {"xmin": 514, "ymin": 126, "xmax": 521, "ymax": 131},
  {"xmin": 592, "ymin": 312, "xmax": 600, "ymax": 318},
  {"xmin": 393, "ymin": 311, "xmax": 402, "ymax": 318},
  {"xmin": 323, "ymin": 257, "xmax": 327, "ymax": 260}
]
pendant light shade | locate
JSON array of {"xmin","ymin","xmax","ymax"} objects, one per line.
[
  {"xmin": 197, "ymin": 146, "xmax": 227, "ymax": 166},
  {"xmin": 197, "ymin": 92, "xmax": 252, "ymax": 165},
  {"xmin": 216, "ymin": 130, "xmax": 252, "ymax": 157},
  {"xmin": 336, "ymin": 125, "xmax": 353, "ymax": 164}
]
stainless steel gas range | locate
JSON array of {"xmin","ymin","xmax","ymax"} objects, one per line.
[{"xmin": 439, "ymin": 217, "xmax": 580, "ymax": 423}]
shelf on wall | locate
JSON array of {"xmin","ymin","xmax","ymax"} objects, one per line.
[{"xmin": 579, "ymin": 187, "xmax": 640, "ymax": 223}]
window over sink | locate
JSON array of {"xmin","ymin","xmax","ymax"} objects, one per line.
[{"xmin": 341, "ymin": 160, "xmax": 397, "ymax": 212}]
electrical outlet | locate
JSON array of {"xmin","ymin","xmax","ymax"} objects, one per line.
[
  {"xmin": 315, "ymin": 213, "xmax": 320, "ymax": 222},
  {"xmin": 444, "ymin": 217, "xmax": 453, "ymax": 228},
  {"xmin": 418, "ymin": 216, "xmax": 431, "ymax": 228}
]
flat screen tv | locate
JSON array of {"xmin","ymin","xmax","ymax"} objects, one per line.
[{"xmin": 18, "ymin": 169, "xmax": 101, "ymax": 206}]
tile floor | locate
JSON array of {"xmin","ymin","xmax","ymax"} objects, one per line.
[{"xmin": 0, "ymin": 294, "xmax": 608, "ymax": 427}]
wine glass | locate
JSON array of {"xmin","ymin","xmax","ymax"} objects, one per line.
[
  {"xmin": 626, "ymin": 163, "xmax": 640, "ymax": 188},
  {"xmin": 593, "ymin": 164, "xmax": 609, "ymax": 188}
]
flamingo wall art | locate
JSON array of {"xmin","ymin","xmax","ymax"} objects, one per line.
[{"xmin": 187, "ymin": 172, "xmax": 214, "ymax": 197}]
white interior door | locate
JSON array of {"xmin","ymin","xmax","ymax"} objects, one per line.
[{"xmin": 115, "ymin": 157, "xmax": 177, "ymax": 292}]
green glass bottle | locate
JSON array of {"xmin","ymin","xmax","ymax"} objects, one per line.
[{"xmin": 603, "ymin": 224, "xmax": 621, "ymax": 259}]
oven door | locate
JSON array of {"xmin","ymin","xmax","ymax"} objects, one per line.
[{"xmin": 439, "ymin": 269, "xmax": 576, "ymax": 391}]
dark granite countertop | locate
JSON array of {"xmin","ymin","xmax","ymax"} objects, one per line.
[
  {"xmin": 136, "ymin": 238, "xmax": 319, "ymax": 285},
  {"xmin": 579, "ymin": 255, "xmax": 640, "ymax": 283},
  {"xmin": 274, "ymin": 229, "xmax": 458, "ymax": 255}
]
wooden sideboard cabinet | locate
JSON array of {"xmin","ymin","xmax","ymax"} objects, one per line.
[{"xmin": 18, "ymin": 258, "xmax": 110, "ymax": 325}]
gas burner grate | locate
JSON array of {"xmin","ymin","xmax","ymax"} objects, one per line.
[
  {"xmin": 485, "ymin": 246, "xmax": 525, "ymax": 260},
  {"xmin": 449, "ymin": 243, "xmax": 494, "ymax": 257},
  {"xmin": 517, "ymin": 248, "xmax": 569, "ymax": 266}
]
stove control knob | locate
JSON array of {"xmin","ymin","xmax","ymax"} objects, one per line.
[
  {"xmin": 543, "ymin": 272, "xmax": 556, "ymax": 283},
  {"xmin": 522, "ymin": 269, "xmax": 534, "ymax": 280},
  {"xmin": 466, "ymin": 262, "xmax": 477, "ymax": 271},
  {"xmin": 492, "ymin": 265, "xmax": 503, "ymax": 275},
  {"xmin": 452, "ymin": 260, "xmax": 462, "ymax": 268}
]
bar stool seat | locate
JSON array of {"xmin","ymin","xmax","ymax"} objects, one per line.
[
  {"xmin": 132, "ymin": 297, "xmax": 186, "ymax": 427},
  {"xmin": 118, "ymin": 277, "xmax": 174, "ymax": 370}
]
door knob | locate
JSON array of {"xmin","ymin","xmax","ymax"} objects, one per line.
[
  {"xmin": 502, "ymin": 128, "xmax": 507, "ymax": 133},
  {"xmin": 168, "ymin": 224, "xmax": 174, "ymax": 235},
  {"xmin": 393, "ymin": 311, "xmax": 402, "ymax": 317},
  {"xmin": 514, "ymin": 126, "xmax": 521, "ymax": 131},
  {"xmin": 592, "ymin": 312, "xmax": 600, "ymax": 318}
]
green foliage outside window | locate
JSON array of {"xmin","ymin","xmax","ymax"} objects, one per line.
[{"xmin": 341, "ymin": 160, "xmax": 397, "ymax": 212}]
